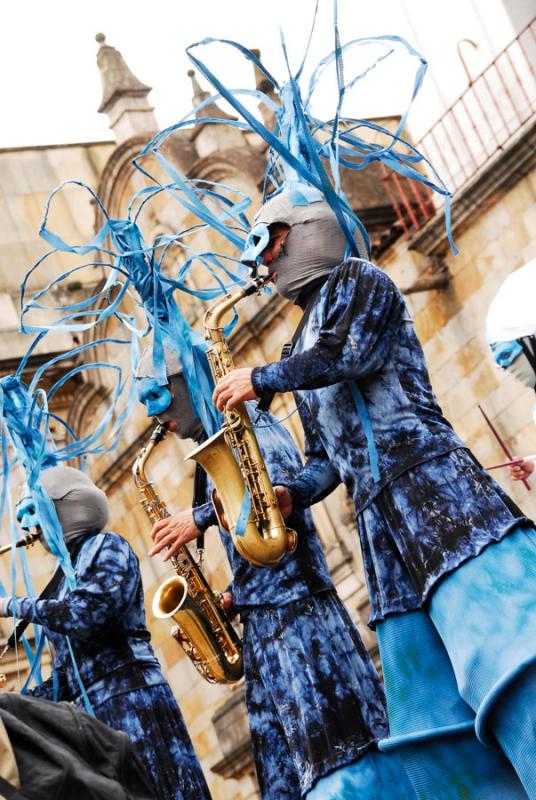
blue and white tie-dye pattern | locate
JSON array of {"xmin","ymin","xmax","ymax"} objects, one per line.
[
  {"xmin": 430, "ymin": 527, "xmax": 536, "ymax": 797},
  {"xmin": 358, "ymin": 448, "xmax": 529, "ymax": 625},
  {"xmin": 250, "ymin": 256, "xmax": 535, "ymax": 790},
  {"xmin": 252, "ymin": 260, "xmax": 467, "ymax": 514},
  {"xmin": 7, "ymin": 531, "xmax": 211, "ymax": 800},
  {"xmin": 251, "ymin": 260, "xmax": 528, "ymax": 619},
  {"xmin": 377, "ymin": 611, "xmax": 527, "ymax": 800},
  {"xmin": 191, "ymin": 410, "xmax": 408, "ymax": 797},
  {"xmin": 242, "ymin": 591, "xmax": 390, "ymax": 798}
]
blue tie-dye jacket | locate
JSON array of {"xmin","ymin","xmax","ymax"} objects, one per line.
[
  {"xmin": 192, "ymin": 403, "xmax": 333, "ymax": 610},
  {"xmin": 7, "ymin": 532, "xmax": 165, "ymax": 706},
  {"xmin": 251, "ymin": 259, "xmax": 466, "ymax": 513}
]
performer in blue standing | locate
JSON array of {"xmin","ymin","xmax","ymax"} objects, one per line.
[
  {"xmin": 135, "ymin": 344, "xmax": 417, "ymax": 800},
  {"xmin": 0, "ymin": 465, "xmax": 212, "ymax": 800},
  {"xmin": 212, "ymin": 188, "xmax": 536, "ymax": 799}
]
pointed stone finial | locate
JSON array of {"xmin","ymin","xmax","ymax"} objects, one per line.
[
  {"xmin": 249, "ymin": 49, "xmax": 275, "ymax": 95},
  {"xmin": 188, "ymin": 69, "xmax": 209, "ymax": 106},
  {"xmin": 186, "ymin": 69, "xmax": 235, "ymax": 122},
  {"xmin": 249, "ymin": 48, "xmax": 278, "ymax": 129},
  {"xmin": 95, "ymin": 33, "xmax": 157, "ymax": 143}
]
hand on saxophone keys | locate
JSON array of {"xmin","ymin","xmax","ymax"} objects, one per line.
[
  {"xmin": 212, "ymin": 367, "xmax": 257, "ymax": 412},
  {"xmin": 274, "ymin": 485, "xmax": 293, "ymax": 520},
  {"xmin": 149, "ymin": 510, "xmax": 202, "ymax": 561}
]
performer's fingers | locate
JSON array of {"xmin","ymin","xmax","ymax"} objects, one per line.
[
  {"xmin": 215, "ymin": 387, "xmax": 233, "ymax": 412},
  {"xmin": 212, "ymin": 375, "xmax": 232, "ymax": 404},
  {"xmin": 148, "ymin": 536, "xmax": 170, "ymax": 557},
  {"xmin": 148, "ymin": 528, "xmax": 180, "ymax": 556},
  {"xmin": 151, "ymin": 517, "xmax": 170, "ymax": 540},
  {"xmin": 162, "ymin": 535, "xmax": 187, "ymax": 561},
  {"xmin": 225, "ymin": 391, "xmax": 240, "ymax": 411}
]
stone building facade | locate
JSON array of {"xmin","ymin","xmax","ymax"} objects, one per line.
[{"xmin": 0, "ymin": 17, "xmax": 535, "ymax": 800}]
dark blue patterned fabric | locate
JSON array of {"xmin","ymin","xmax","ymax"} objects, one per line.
[
  {"xmin": 9, "ymin": 532, "xmax": 211, "ymax": 800},
  {"xmin": 242, "ymin": 591, "xmax": 389, "ymax": 798},
  {"xmin": 360, "ymin": 450, "xmax": 528, "ymax": 626},
  {"xmin": 250, "ymin": 260, "xmax": 528, "ymax": 621},
  {"xmin": 97, "ymin": 684, "xmax": 212, "ymax": 800},
  {"xmin": 251, "ymin": 259, "xmax": 466, "ymax": 512},
  {"xmin": 190, "ymin": 412, "xmax": 391, "ymax": 794},
  {"xmin": 192, "ymin": 403, "xmax": 333, "ymax": 609}
]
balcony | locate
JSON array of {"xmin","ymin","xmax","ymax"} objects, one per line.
[{"xmin": 383, "ymin": 18, "xmax": 536, "ymax": 243}]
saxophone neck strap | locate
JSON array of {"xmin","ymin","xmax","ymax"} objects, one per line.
[
  {"xmin": 255, "ymin": 280, "xmax": 324, "ymax": 414},
  {"xmin": 192, "ymin": 462, "xmax": 208, "ymax": 555}
]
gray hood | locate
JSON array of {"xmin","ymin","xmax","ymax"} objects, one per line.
[
  {"xmin": 40, "ymin": 466, "xmax": 109, "ymax": 545},
  {"xmin": 256, "ymin": 190, "xmax": 368, "ymax": 302}
]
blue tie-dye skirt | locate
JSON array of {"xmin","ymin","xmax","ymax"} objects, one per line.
[
  {"xmin": 241, "ymin": 590, "xmax": 390, "ymax": 798},
  {"xmin": 93, "ymin": 683, "xmax": 212, "ymax": 800}
]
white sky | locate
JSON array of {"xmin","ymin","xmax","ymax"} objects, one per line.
[{"xmin": 0, "ymin": 0, "xmax": 520, "ymax": 148}]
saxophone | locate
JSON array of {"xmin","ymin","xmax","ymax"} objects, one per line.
[
  {"xmin": 132, "ymin": 424, "xmax": 243, "ymax": 684},
  {"xmin": 186, "ymin": 277, "xmax": 297, "ymax": 568}
]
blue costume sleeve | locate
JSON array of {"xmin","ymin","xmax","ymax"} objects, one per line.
[
  {"xmin": 284, "ymin": 401, "xmax": 341, "ymax": 507},
  {"xmin": 192, "ymin": 501, "xmax": 217, "ymax": 532},
  {"xmin": 7, "ymin": 534, "xmax": 137, "ymax": 641},
  {"xmin": 251, "ymin": 260, "xmax": 405, "ymax": 396}
]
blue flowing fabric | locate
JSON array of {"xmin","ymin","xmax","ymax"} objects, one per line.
[
  {"xmin": 19, "ymin": 180, "xmax": 255, "ymax": 436},
  {"xmin": 306, "ymin": 750, "xmax": 417, "ymax": 800},
  {"xmin": 131, "ymin": 4, "xmax": 457, "ymax": 259},
  {"xmin": 429, "ymin": 527, "xmax": 536, "ymax": 797},
  {"xmin": 376, "ymin": 610, "xmax": 527, "ymax": 799}
]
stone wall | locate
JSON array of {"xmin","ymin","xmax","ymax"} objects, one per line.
[{"xmin": 382, "ymin": 165, "xmax": 536, "ymax": 519}]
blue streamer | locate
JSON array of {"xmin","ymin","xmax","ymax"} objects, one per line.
[
  {"xmin": 181, "ymin": 13, "xmax": 457, "ymax": 254},
  {"xmin": 348, "ymin": 381, "xmax": 380, "ymax": 483},
  {"xmin": 235, "ymin": 488, "xmax": 252, "ymax": 538}
]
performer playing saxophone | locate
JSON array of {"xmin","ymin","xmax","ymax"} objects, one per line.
[
  {"xmin": 213, "ymin": 187, "xmax": 534, "ymax": 798},
  {"xmin": 133, "ymin": 423, "xmax": 243, "ymax": 685},
  {"xmin": 0, "ymin": 466, "xmax": 211, "ymax": 800},
  {"xmin": 136, "ymin": 343, "xmax": 417, "ymax": 800}
]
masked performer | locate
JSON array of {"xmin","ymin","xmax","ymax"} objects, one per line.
[
  {"xmin": 0, "ymin": 466, "xmax": 211, "ymax": 800},
  {"xmin": 486, "ymin": 258, "xmax": 536, "ymax": 482},
  {"xmin": 212, "ymin": 190, "xmax": 534, "ymax": 799},
  {"xmin": 136, "ymin": 345, "xmax": 417, "ymax": 800}
]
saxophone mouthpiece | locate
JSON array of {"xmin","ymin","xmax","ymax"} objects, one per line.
[{"xmin": 151, "ymin": 424, "xmax": 168, "ymax": 444}]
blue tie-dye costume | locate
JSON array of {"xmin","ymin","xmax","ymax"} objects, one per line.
[
  {"xmin": 251, "ymin": 259, "xmax": 536, "ymax": 798},
  {"xmin": 251, "ymin": 260, "xmax": 530, "ymax": 619},
  {"xmin": 186, "ymin": 404, "xmax": 413, "ymax": 799},
  {"xmin": 6, "ymin": 532, "xmax": 211, "ymax": 800}
]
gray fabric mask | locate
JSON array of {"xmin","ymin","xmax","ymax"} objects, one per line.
[
  {"xmin": 40, "ymin": 467, "xmax": 109, "ymax": 545},
  {"xmin": 156, "ymin": 373, "xmax": 205, "ymax": 441},
  {"xmin": 137, "ymin": 345, "xmax": 205, "ymax": 441},
  {"xmin": 256, "ymin": 191, "xmax": 368, "ymax": 302}
]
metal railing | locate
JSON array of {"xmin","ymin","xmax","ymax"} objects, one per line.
[{"xmin": 383, "ymin": 18, "xmax": 536, "ymax": 236}]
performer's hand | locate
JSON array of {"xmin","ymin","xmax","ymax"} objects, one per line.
[
  {"xmin": 275, "ymin": 485, "xmax": 293, "ymax": 519},
  {"xmin": 212, "ymin": 368, "xmax": 257, "ymax": 412},
  {"xmin": 509, "ymin": 459, "xmax": 535, "ymax": 481},
  {"xmin": 149, "ymin": 510, "xmax": 201, "ymax": 562},
  {"xmin": 221, "ymin": 591, "xmax": 233, "ymax": 612}
]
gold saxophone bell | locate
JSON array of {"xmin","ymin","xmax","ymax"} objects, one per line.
[
  {"xmin": 186, "ymin": 277, "xmax": 298, "ymax": 568},
  {"xmin": 152, "ymin": 575, "xmax": 242, "ymax": 684},
  {"xmin": 133, "ymin": 425, "xmax": 243, "ymax": 684},
  {"xmin": 152, "ymin": 575, "xmax": 189, "ymax": 619}
]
